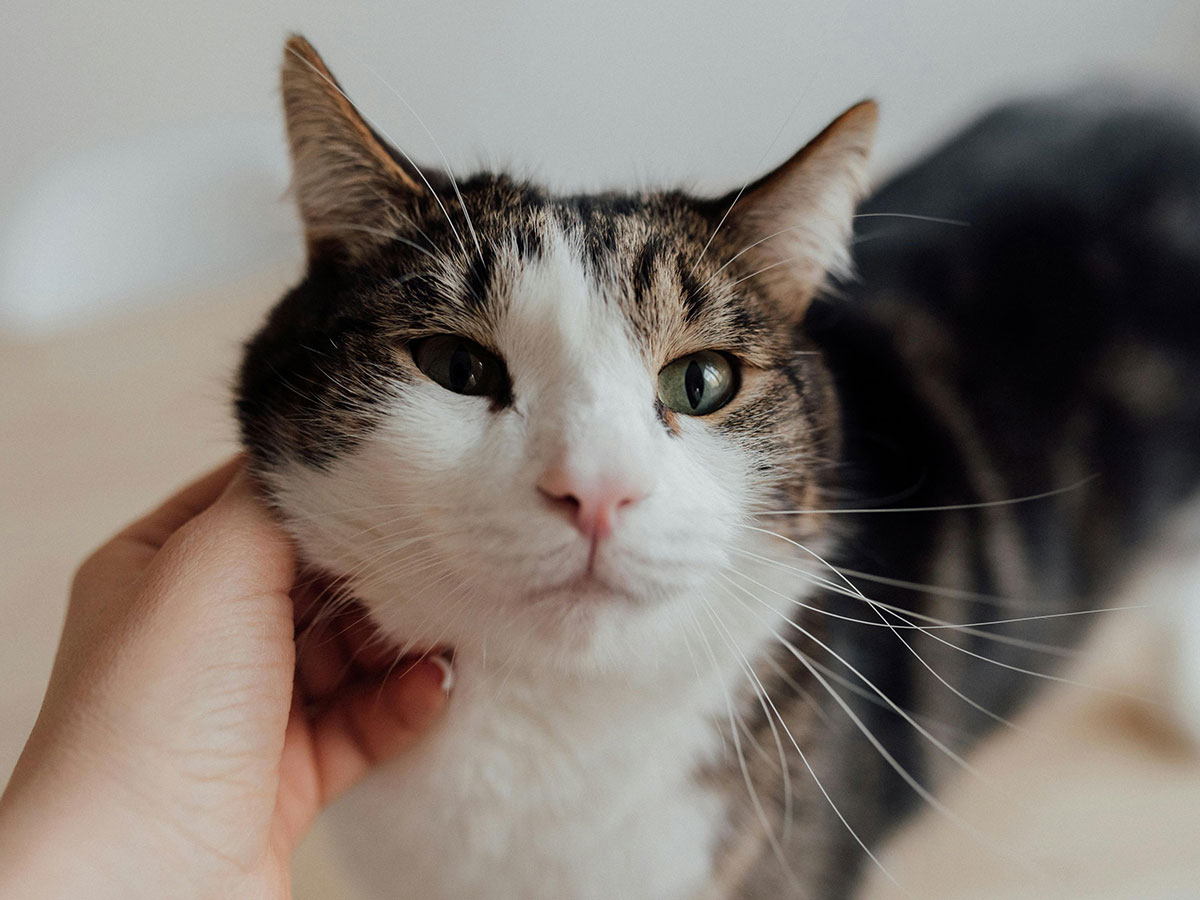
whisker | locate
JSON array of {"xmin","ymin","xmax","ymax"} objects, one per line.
[
  {"xmin": 699, "ymin": 223, "xmax": 831, "ymax": 290},
  {"xmin": 754, "ymin": 474, "xmax": 1100, "ymax": 516},
  {"xmin": 306, "ymin": 223, "xmax": 442, "ymax": 261},
  {"xmin": 851, "ymin": 211, "xmax": 970, "ymax": 227},
  {"xmin": 882, "ymin": 604, "xmax": 1158, "ymax": 702},
  {"xmin": 850, "ymin": 580, "xmax": 1032, "ymax": 736},
  {"xmin": 700, "ymin": 211, "xmax": 968, "ymax": 295},
  {"xmin": 758, "ymin": 651, "xmax": 838, "ymax": 731},
  {"xmin": 363, "ymin": 184, "xmax": 445, "ymax": 257},
  {"xmin": 732, "ymin": 546, "xmax": 1130, "ymax": 652},
  {"xmin": 734, "ymin": 533, "xmax": 1090, "ymax": 656},
  {"xmin": 738, "ymin": 527, "xmax": 1156, "ymax": 702},
  {"xmin": 358, "ymin": 58, "xmax": 485, "ymax": 261},
  {"xmin": 685, "ymin": 57, "xmax": 834, "ymax": 280},
  {"xmin": 825, "ymin": 564, "xmax": 1040, "ymax": 611},
  {"xmin": 699, "ymin": 592, "xmax": 910, "ymax": 896},
  {"xmin": 697, "ymin": 597, "xmax": 798, "ymax": 853},
  {"xmin": 725, "ymin": 257, "xmax": 792, "ymax": 291},
  {"xmin": 716, "ymin": 570, "xmax": 981, "ymax": 778},
  {"xmin": 689, "ymin": 601, "xmax": 803, "ymax": 893},
  {"xmin": 792, "ymin": 650, "xmax": 980, "ymax": 744},
  {"xmin": 678, "ymin": 608, "xmax": 732, "ymax": 758},
  {"xmin": 718, "ymin": 583, "xmax": 1036, "ymax": 879}
]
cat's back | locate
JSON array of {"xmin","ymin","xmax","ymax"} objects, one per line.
[{"xmin": 841, "ymin": 91, "xmax": 1200, "ymax": 540}]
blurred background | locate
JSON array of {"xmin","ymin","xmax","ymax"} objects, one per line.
[
  {"xmin": 5, "ymin": 0, "xmax": 1200, "ymax": 334},
  {"xmin": 2, "ymin": 1, "xmax": 1199, "ymax": 897}
]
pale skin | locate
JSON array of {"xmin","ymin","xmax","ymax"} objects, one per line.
[{"xmin": 0, "ymin": 459, "xmax": 449, "ymax": 899}]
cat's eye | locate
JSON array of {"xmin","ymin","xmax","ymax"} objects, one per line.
[
  {"xmin": 412, "ymin": 335, "xmax": 509, "ymax": 399},
  {"xmin": 657, "ymin": 350, "xmax": 739, "ymax": 416}
]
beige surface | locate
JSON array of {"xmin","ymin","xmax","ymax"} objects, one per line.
[
  {"xmin": 1, "ymin": 279, "xmax": 1198, "ymax": 898},
  {"xmin": 861, "ymin": 616, "xmax": 1200, "ymax": 899}
]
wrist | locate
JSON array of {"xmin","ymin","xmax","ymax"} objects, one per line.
[{"xmin": 0, "ymin": 764, "xmax": 264, "ymax": 900}]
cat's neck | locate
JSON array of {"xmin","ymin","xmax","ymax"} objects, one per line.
[{"xmin": 326, "ymin": 562, "xmax": 807, "ymax": 900}]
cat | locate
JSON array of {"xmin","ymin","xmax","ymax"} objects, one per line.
[{"xmin": 236, "ymin": 36, "xmax": 1200, "ymax": 900}]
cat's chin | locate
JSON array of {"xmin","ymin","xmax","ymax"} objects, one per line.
[
  {"xmin": 357, "ymin": 575, "xmax": 699, "ymax": 679},
  {"xmin": 514, "ymin": 582, "xmax": 713, "ymax": 675},
  {"xmin": 524, "ymin": 570, "xmax": 640, "ymax": 606}
]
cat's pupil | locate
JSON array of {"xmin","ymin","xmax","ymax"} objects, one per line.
[
  {"xmin": 449, "ymin": 345, "xmax": 475, "ymax": 392},
  {"xmin": 685, "ymin": 360, "xmax": 705, "ymax": 410}
]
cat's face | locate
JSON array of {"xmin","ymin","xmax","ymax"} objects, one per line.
[{"xmin": 237, "ymin": 36, "xmax": 876, "ymax": 674}]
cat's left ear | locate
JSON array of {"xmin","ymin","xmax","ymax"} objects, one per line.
[{"xmin": 722, "ymin": 100, "xmax": 877, "ymax": 314}]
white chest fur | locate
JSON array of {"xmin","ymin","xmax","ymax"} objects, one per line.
[{"xmin": 325, "ymin": 645, "xmax": 750, "ymax": 900}]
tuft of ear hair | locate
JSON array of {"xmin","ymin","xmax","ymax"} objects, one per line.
[
  {"xmin": 281, "ymin": 34, "xmax": 425, "ymax": 263},
  {"xmin": 724, "ymin": 100, "xmax": 878, "ymax": 314}
]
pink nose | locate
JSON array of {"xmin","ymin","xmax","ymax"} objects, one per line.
[{"xmin": 536, "ymin": 466, "xmax": 650, "ymax": 540}]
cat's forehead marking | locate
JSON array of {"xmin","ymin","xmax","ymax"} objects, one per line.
[
  {"xmin": 401, "ymin": 182, "xmax": 786, "ymax": 371},
  {"xmin": 503, "ymin": 223, "xmax": 595, "ymax": 338},
  {"xmin": 497, "ymin": 221, "xmax": 649, "ymax": 391},
  {"xmin": 542, "ymin": 195, "xmax": 785, "ymax": 368}
]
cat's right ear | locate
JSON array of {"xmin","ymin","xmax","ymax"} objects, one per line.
[
  {"xmin": 281, "ymin": 35, "xmax": 425, "ymax": 263},
  {"xmin": 719, "ymin": 100, "xmax": 878, "ymax": 316}
]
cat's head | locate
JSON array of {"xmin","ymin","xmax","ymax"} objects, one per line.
[{"xmin": 237, "ymin": 36, "xmax": 875, "ymax": 674}]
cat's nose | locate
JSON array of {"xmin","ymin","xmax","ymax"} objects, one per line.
[{"xmin": 536, "ymin": 466, "xmax": 651, "ymax": 540}]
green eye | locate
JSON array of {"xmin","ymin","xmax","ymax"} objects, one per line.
[
  {"xmin": 657, "ymin": 350, "xmax": 738, "ymax": 416},
  {"xmin": 412, "ymin": 335, "xmax": 509, "ymax": 399}
]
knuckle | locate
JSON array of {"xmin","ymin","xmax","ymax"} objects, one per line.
[{"xmin": 71, "ymin": 543, "xmax": 113, "ymax": 593}]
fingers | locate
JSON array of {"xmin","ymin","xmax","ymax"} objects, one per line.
[
  {"xmin": 117, "ymin": 456, "xmax": 244, "ymax": 552},
  {"xmin": 294, "ymin": 608, "xmax": 354, "ymax": 702},
  {"xmin": 294, "ymin": 595, "xmax": 401, "ymax": 703},
  {"xmin": 272, "ymin": 654, "xmax": 451, "ymax": 852},
  {"xmin": 309, "ymin": 656, "xmax": 451, "ymax": 807}
]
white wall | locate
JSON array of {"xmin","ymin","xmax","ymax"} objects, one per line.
[{"xmin": 2, "ymin": 0, "xmax": 1198, "ymax": 334}]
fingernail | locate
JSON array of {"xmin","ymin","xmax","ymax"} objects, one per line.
[{"xmin": 429, "ymin": 654, "xmax": 454, "ymax": 694}]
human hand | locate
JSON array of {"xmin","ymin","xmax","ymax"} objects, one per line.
[{"xmin": 0, "ymin": 459, "xmax": 449, "ymax": 900}]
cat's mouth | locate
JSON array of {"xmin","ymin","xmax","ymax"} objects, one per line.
[{"xmin": 523, "ymin": 570, "xmax": 638, "ymax": 605}]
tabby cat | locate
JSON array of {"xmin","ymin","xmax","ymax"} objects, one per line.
[{"xmin": 237, "ymin": 36, "xmax": 1200, "ymax": 899}]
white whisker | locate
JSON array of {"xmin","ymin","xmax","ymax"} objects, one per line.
[
  {"xmin": 851, "ymin": 211, "xmax": 970, "ymax": 227},
  {"xmin": 684, "ymin": 603, "xmax": 789, "ymax": 882},
  {"xmin": 358, "ymin": 58, "xmax": 484, "ymax": 261},
  {"xmin": 732, "ymin": 546, "xmax": 1125, "ymax": 654},
  {"xmin": 307, "ymin": 222, "xmax": 441, "ymax": 260},
  {"xmin": 716, "ymin": 569, "xmax": 981, "ymax": 778},
  {"xmin": 755, "ymin": 474, "xmax": 1100, "ymax": 516},
  {"xmin": 701, "ymin": 588, "xmax": 910, "ymax": 896},
  {"xmin": 738, "ymin": 527, "xmax": 1155, "ymax": 702},
  {"xmin": 697, "ymin": 597, "xmax": 799, "ymax": 855},
  {"xmin": 735, "ymin": 533, "xmax": 1091, "ymax": 656},
  {"xmin": 718, "ymin": 581, "xmax": 1036, "ymax": 880}
]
